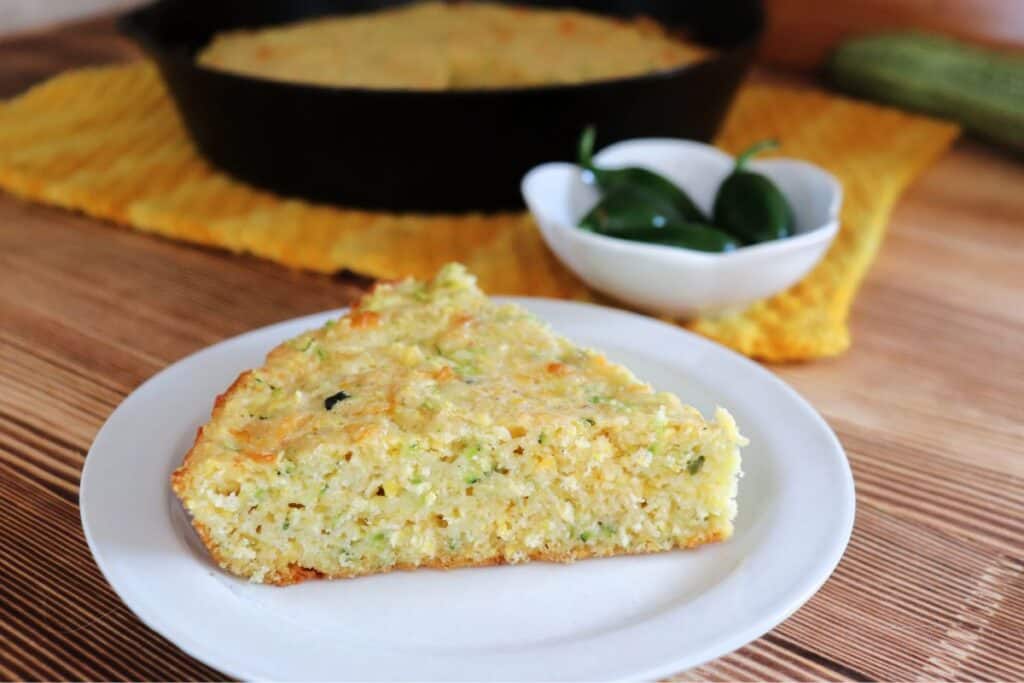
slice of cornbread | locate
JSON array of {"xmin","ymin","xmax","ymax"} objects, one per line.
[{"xmin": 172, "ymin": 264, "xmax": 744, "ymax": 584}]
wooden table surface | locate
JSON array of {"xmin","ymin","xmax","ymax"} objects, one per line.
[{"xmin": 1, "ymin": 16, "xmax": 1022, "ymax": 683}]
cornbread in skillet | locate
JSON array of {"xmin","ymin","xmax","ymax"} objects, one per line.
[
  {"xmin": 197, "ymin": 2, "xmax": 710, "ymax": 90},
  {"xmin": 171, "ymin": 264, "xmax": 744, "ymax": 584}
]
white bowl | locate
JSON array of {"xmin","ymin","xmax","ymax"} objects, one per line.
[{"xmin": 521, "ymin": 139, "xmax": 842, "ymax": 318}]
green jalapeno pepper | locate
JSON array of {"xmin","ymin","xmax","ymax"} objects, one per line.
[
  {"xmin": 606, "ymin": 223, "xmax": 740, "ymax": 253},
  {"xmin": 712, "ymin": 140, "xmax": 795, "ymax": 244},
  {"xmin": 578, "ymin": 126, "xmax": 706, "ymax": 223},
  {"xmin": 578, "ymin": 184, "xmax": 686, "ymax": 234}
]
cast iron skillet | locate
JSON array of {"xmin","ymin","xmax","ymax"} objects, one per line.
[{"xmin": 120, "ymin": 0, "xmax": 763, "ymax": 212}]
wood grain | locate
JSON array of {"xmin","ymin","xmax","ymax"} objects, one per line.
[{"xmin": 1, "ymin": 14, "xmax": 1022, "ymax": 682}]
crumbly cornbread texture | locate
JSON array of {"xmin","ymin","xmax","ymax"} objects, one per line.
[
  {"xmin": 172, "ymin": 264, "xmax": 744, "ymax": 584},
  {"xmin": 197, "ymin": 2, "xmax": 708, "ymax": 90}
]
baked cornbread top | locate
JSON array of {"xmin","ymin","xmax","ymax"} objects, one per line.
[
  {"xmin": 185, "ymin": 264, "xmax": 715, "ymax": 475},
  {"xmin": 197, "ymin": 2, "xmax": 709, "ymax": 90}
]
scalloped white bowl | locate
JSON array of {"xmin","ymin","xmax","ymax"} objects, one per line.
[{"xmin": 522, "ymin": 139, "xmax": 842, "ymax": 318}]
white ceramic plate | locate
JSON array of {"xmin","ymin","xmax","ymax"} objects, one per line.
[{"xmin": 81, "ymin": 298, "xmax": 854, "ymax": 681}]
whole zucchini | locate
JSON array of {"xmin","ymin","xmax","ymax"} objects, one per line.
[{"xmin": 828, "ymin": 32, "xmax": 1024, "ymax": 151}]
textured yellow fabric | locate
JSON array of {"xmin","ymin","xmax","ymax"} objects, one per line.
[{"xmin": 0, "ymin": 62, "xmax": 957, "ymax": 361}]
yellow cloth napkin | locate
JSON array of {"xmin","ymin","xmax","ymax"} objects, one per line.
[{"xmin": 0, "ymin": 63, "xmax": 957, "ymax": 361}]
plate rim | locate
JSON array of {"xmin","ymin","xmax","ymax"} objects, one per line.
[{"xmin": 80, "ymin": 297, "xmax": 855, "ymax": 680}]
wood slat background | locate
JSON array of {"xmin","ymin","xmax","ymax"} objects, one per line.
[{"xmin": 1, "ymin": 16, "xmax": 1022, "ymax": 683}]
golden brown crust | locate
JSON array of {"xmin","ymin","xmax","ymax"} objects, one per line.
[
  {"xmin": 261, "ymin": 530, "xmax": 727, "ymax": 586},
  {"xmin": 170, "ymin": 369, "xmax": 253, "ymax": 496},
  {"xmin": 213, "ymin": 370, "xmax": 253, "ymax": 416},
  {"xmin": 188, "ymin": 518, "xmax": 241, "ymax": 579},
  {"xmin": 169, "ymin": 425, "xmax": 204, "ymax": 496}
]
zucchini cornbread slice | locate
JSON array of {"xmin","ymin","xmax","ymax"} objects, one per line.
[{"xmin": 172, "ymin": 264, "xmax": 744, "ymax": 584}]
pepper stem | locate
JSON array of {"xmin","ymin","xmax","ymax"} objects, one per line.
[
  {"xmin": 578, "ymin": 125, "xmax": 597, "ymax": 170},
  {"xmin": 734, "ymin": 139, "xmax": 779, "ymax": 170}
]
